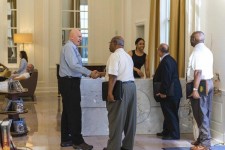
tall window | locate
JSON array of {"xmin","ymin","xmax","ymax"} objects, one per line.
[
  {"xmin": 62, "ymin": 0, "xmax": 88, "ymax": 63},
  {"xmin": 160, "ymin": 0, "xmax": 170, "ymax": 44},
  {"xmin": 7, "ymin": 0, "xmax": 17, "ymax": 64}
]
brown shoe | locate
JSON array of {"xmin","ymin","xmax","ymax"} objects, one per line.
[
  {"xmin": 190, "ymin": 145, "xmax": 210, "ymax": 150},
  {"xmin": 73, "ymin": 142, "xmax": 93, "ymax": 150},
  {"xmin": 191, "ymin": 140, "xmax": 200, "ymax": 146}
]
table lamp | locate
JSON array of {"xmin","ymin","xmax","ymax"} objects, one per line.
[{"xmin": 13, "ymin": 33, "xmax": 33, "ymax": 51}]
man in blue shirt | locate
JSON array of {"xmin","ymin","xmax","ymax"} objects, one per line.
[{"xmin": 59, "ymin": 28, "xmax": 98, "ymax": 150}]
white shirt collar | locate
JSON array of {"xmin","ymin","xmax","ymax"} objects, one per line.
[{"xmin": 160, "ymin": 53, "xmax": 169, "ymax": 62}]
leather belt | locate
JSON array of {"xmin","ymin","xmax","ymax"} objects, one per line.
[
  {"xmin": 61, "ymin": 76, "xmax": 80, "ymax": 80},
  {"xmin": 123, "ymin": 81, "xmax": 134, "ymax": 84}
]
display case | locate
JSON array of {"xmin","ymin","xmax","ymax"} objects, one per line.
[{"xmin": 0, "ymin": 88, "xmax": 29, "ymax": 137}]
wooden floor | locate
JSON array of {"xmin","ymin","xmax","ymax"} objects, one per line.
[{"xmin": 0, "ymin": 92, "xmax": 216, "ymax": 150}]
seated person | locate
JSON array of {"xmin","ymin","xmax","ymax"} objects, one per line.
[
  {"xmin": 12, "ymin": 64, "xmax": 34, "ymax": 81},
  {"xmin": 14, "ymin": 51, "xmax": 28, "ymax": 74}
]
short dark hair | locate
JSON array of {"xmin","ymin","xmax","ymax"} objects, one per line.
[
  {"xmin": 112, "ymin": 36, "xmax": 124, "ymax": 47},
  {"xmin": 135, "ymin": 38, "xmax": 145, "ymax": 45},
  {"xmin": 192, "ymin": 31, "xmax": 205, "ymax": 43},
  {"xmin": 159, "ymin": 43, "xmax": 169, "ymax": 53}
]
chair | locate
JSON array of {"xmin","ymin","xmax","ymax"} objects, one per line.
[{"xmin": 18, "ymin": 69, "xmax": 38, "ymax": 101}]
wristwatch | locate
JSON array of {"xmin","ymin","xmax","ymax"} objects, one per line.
[{"xmin": 193, "ymin": 88, "xmax": 198, "ymax": 91}]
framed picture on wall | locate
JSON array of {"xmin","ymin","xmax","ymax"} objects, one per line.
[{"xmin": 8, "ymin": 47, "xmax": 17, "ymax": 64}]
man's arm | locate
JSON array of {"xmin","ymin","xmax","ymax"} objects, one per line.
[
  {"xmin": 191, "ymin": 70, "xmax": 202, "ymax": 99},
  {"xmin": 89, "ymin": 70, "xmax": 99, "ymax": 79},
  {"xmin": 107, "ymin": 74, "xmax": 117, "ymax": 102},
  {"xmin": 64, "ymin": 46, "xmax": 91, "ymax": 76},
  {"xmin": 156, "ymin": 60, "xmax": 172, "ymax": 99},
  {"xmin": 99, "ymin": 72, "xmax": 106, "ymax": 77}
]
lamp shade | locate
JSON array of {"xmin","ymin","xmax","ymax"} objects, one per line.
[{"xmin": 13, "ymin": 33, "xmax": 33, "ymax": 44}]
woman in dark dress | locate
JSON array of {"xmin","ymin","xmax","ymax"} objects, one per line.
[{"xmin": 128, "ymin": 38, "xmax": 150, "ymax": 78}]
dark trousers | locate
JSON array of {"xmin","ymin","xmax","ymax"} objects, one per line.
[
  {"xmin": 59, "ymin": 77, "xmax": 84, "ymax": 145},
  {"xmin": 160, "ymin": 98, "xmax": 180, "ymax": 139},
  {"xmin": 0, "ymin": 77, "xmax": 7, "ymax": 82},
  {"xmin": 191, "ymin": 79, "xmax": 213, "ymax": 148}
]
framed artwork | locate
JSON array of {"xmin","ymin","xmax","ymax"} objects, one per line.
[{"xmin": 8, "ymin": 47, "xmax": 17, "ymax": 63}]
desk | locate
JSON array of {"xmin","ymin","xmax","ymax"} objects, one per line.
[
  {"xmin": 83, "ymin": 63, "xmax": 106, "ymax": 72},
  {"xmin": 79, "ymin": 78, "xmax": 192, "ymax": 135}
]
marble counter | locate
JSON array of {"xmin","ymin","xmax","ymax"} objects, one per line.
[{"xmin": 80, "ymin": 78, "xmax": 193, "ymax": 136}]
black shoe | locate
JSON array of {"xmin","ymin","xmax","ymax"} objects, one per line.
[
  {"xmin": 156, "ymin": 132, "xmax": 164, "ymax": 136},
  {"xmin": 73, "ymin": 142, "xmax": 93, "ymax": 150},
  {"xmin": 162, "ymin": 136, "xmax": 180, "ymax": 140},
  {"xmin": 156, "ymin": 132, "xmax": 169, "ymax": 137},
  {"xmin": 103, "ymin": 148, "xmax": 107, "ymax": 150},
  {"xmin": 60, "ymin": 140, "xmax": 73, "ymax": 147}
]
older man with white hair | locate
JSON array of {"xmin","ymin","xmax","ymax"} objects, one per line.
[{"xmin": 187, "ymin": 31, "xmax": 214, "ymax": 150}]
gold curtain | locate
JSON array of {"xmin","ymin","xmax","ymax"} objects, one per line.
[
  {"xmin": 148, "ymin": 0, "xmax": 160, "ymax": 76},
  {"xmin": 169, "ymin": 0, "xmax": 185, "ymax": 77}
]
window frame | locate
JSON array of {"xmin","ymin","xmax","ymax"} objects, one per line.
[
  {"xmin": 160, "ymin": 0, "xmax": 170, "ymax": 44},
  {"xmin": 61, "ymin": 0, "xmax": 89, "ymax": 63},
  {"xmin": 7, "ymin": 0, "xmax": 18, "ymax": 64}
]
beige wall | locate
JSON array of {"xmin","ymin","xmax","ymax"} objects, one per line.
[
  {"xmin": 88, "ymin": 0, "xmax": 150, "ymax": 63},
  {"xmin": 122, "ymin": 0, "xmax": 150, "ymax": 53},
  {"xmin": 88, "ymin": 0, "xmax": 115, "ymax": 64},
  {"xmin": 202, "ymin": 0, "xmax": 225, "ymax": 91}
]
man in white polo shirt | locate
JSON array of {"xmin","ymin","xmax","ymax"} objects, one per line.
[
  {"xmin": 187, "ymin": 31, "xmax": 214, "ymax": 150},
  {"xmin": 103, "ymin": 36, "xmax": 137, "ymax": 150}
]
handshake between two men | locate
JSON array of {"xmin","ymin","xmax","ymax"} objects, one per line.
[{"xmin": 89, "ymin": 70, "xmax": 105, "ymax": 79}]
